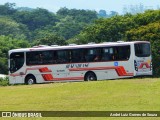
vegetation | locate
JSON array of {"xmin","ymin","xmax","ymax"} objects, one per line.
[
  {"xmin": 0, "ymin": 77, "xmax": 9, "ymax": 86},
  {"xmin": 0, "ymin": 78, "xmax": 160, "ymax": 120},
  {"xmin": 0, "ymin": 2, "xmax": 159, "ymax": 76}
]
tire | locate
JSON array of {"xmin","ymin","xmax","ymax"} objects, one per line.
[
  {"xmin": 84, "ymin": 72, "xmax": 97, "ymax": 81},
  {"xmin": 25, "ymin": 76, "xmax": 36, "ymax": 85}
]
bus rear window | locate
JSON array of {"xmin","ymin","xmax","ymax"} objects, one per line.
[{"xmin": 134, "ymin": 43, "xmax": 151, "ymax": 57}]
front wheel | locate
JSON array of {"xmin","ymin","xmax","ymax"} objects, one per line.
[
  {"xmin": 84, "ymin": 72, "xmax": 97, "ymax": 81},
  {"xmin": 25, "ymin": 76, "xmax": 36, "ymax": 85}
]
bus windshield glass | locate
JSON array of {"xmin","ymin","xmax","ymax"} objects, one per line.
[
  {"xmin": 10, "ymin": 52, "xmax": 24, "ymax": 73},
  {"xmin": 134, "ymin": 43, "xmax": 151, "ymax": 57}
]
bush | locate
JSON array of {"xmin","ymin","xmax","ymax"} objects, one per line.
[{"xmin": 0, "ymin": 77, "xmax": 9, "ymax": 86}]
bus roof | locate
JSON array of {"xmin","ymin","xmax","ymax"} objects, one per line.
[{"xmin": 9, "ymin": 41, "xmax": 150, "ymax": 53}]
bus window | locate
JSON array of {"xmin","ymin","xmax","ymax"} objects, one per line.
[
  {"xmin": 102, "ymin": 47, "xmax": 114, "ymax": 61},
  {"xmin": 85, "ymin": 48, "xmax": 101, "ymax": 62},
  {"xmin": 26, "ymin": 51, "xmax": 54, "ymax": 65},
  {"xmin": 71, "ymin": 49, "xmax": 85, "ymax": 63},
  {"xmin": 135, "ymin": 43, "xmax": 151, "ymax": 57},
  {"xmin": 27, "ymin": 51, "xmax": 39, "ymax": 65},
  {"xmin": 41, "ymin": 51, "xmax": 54, "ymax": 64},
  {"xmin": 55, "ymin": 50, "xmax": 70, "ymax": 63},
  {"xmin": 10, "ymin": 52, "xmax": 24, "ymax": 73},
  {"xmin": 115, "ymin": 45, "xmax": 130, "ymax": 60}
]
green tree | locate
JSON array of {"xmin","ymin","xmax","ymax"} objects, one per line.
[
  {"xmin": 0, "ymin": 2, "xmax": 16, "ymax": 15},
  {"xmin": 126, "ymin": 22, "xmax": 160, "ymax": 77},
  {"xmin": 0, "ymin": 35, "xmax": 30, "ymax": 74},
  {"xmin": 57, "ymin": 7, "xmax": 98, "ymax": 23},
  {"xmin": 53, "ymin": 16, "xmax": 86, "ymax": 40},
  {"xmin": 13, "ymin": 8, "xmax": 58, "ymax": 31},
  {"xmin": 0, "ymin": 16, "xmax": 28, "ymax": 40},
  {"xmin": 33, "ymin": 33, "xmax": 66, "ymax": 46}
]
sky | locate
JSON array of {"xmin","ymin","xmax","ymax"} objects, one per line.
[{"xmin": 0, "ymin": 0, "xmax": 160, "ymax": 14}]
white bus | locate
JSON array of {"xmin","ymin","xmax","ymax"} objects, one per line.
[{"xmin": 9, "ymin": 41, "xmax": 152, "ymax": 84}]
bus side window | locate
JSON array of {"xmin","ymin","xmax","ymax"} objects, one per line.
[
  {"xmin": 102, "ymin": 48, "xmax": 114, "ymax": 61},
  {"xmin": 85, "ymin": 48, "xmax": 102, "ymax": 62},
  {"xmin": 41, "ymin": 51, "xmax": 53, "ymax": 64},
  {"xmin": 56, "ymin": 50, "xmax": 70, "ymax": 64},
  {"xmin": 115, "ymin": 45, "xmax": 130, "ymax": 60},
  {"xmin": 26, "ymin": 52, "xmax": 39, "ymax": 65},
  {"xmin": 85, "ymin": 49, "xmax": 96, "ymax": 62},
  {"xmin": 71, "ymin": 49, "xmax": 85, "ymax": 63}
]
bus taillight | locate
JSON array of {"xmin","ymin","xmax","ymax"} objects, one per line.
[
  {"xmin": 150, "ymin": 62, "xmax": 152, "ymax": 71},
  {"xmin": 134, "ymin": 60, "xmax": 138, "ymax": 71}
]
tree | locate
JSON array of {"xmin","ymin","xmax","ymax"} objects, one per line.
[
  {"xmin": 33, "ymin": 33, "xmax": 66, "ymax": 46},
  {"xmin": 56, "ymin": 7, "xmax": 69, "ymax": 17},
  {"xmin": 13, "ymin": 8, "xmax": 58, "ymax": 31},
  {"xmin": 57, "ymin": 7, "xmax": 98, "ymax": 23},
  {"xmin": 125, "ymin": 22, "xmax": 160, "ymax": 76},
  {"xmin": 53, "ymin": 16, "xmax": 86, "ymax": 40},
  {"xmin": 108, "ymin": 11, "xmax": 118, "ymax": 17},
  {"xmin": 0, "ymin": 35, "xmax": 30, "ymax": 74},
  {"xmin": 0, "ymin": 16, "xmax": 28, "ymax": 40},
  {"xmin": 0, "ymin": 2, "xmax": 16, "ymax": 15},
  {"xmin": 98, "ymin": 10, "xmax": 107, "ymax": 18}
]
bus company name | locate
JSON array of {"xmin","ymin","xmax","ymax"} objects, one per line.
[{"xmin": 66, "ymin": 63, "xmax": 89, "ymax": 68}]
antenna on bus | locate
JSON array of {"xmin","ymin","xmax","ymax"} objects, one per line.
[
  {"xmin": 88, "ymin": 42, "xmax": 95, "ymax": 45},
  {"xmin": 32, "ymin": 45, "xmax": 49, "ymax": 48},
  {"xmin": 117, "ymin": 41, "xmax": 124, "ymax": 43},
  {"xmin": 38, "ymin": 45, "xmax": 49, "ymax": 47},
  {"xmin": 102, "ymin": 42, "xmax": 113, "ymax": 44},
  {"xmin": 51, "ymin": 45, "xmax": 59, "ymax": 47},
  {"xmin": 32, "ymin": 46, "xmax": 38, "ymax": 48},
  {"xmin": 69, "ymin": 44, "xmax": 77, "ymax": 46}
]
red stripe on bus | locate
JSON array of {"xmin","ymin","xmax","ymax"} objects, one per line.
[
  {"xmin": 10, "ymin": 67, "xmax": 45, "ymax": 77},
  {"xmin": 51, "ymin": 77, "xmax": 84, "ymax": 81},
  {"xmin": 42, "ymin": 74, "xmax": 54, "ymax": 81},
  {"xmin": 42, "ymin": 76, "xmax": 83, "ymax": 81},
  {"xmin": 10, "ymin": 67, "xmax": 83, "ymax": 81},
  {"xmin": 39, "ymin": 67, "xmax": 52, "ymax": 73},
  {"xmin": 10, "ymin": 66, "xmax": 133, "ymax": 81},
  {"xmin": 69, "ymin": 66, "xmax": 134, "ymax": 76}
]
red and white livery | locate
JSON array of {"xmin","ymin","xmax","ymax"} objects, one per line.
[{"xmin": 8, "ymin": 41, "xmax": 152, "ymax": 84}]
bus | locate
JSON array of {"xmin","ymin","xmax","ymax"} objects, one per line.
[{"xmin": 8, "ymin": 41, "xmax": 152, "ymax": 84}]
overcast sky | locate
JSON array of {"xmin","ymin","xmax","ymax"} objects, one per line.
[{"xmin": 0, "ymin": 0, "xmax": 159, "ymax": 13}]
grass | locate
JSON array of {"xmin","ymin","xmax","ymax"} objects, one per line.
[
  {"xmin": 0, "ymin": 77, "xmax": 9, "ymax": 86},
  {"xmin": 0, "ymin": 78, "xmax": 160, "ymax": 120}
]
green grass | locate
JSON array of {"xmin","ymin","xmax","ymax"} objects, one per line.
[
  {"xmin": 0, "ymin": 77, "xmax": 9, "ymax": 86},
  {"xmin": 0, "ymin": 78, "xmax": 160, "ymax": 120}
]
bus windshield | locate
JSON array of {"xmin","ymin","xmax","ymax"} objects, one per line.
[
  {"xmin": 10, "ymin": 52, "xmax": 24, "ymax": 73},
  {"xmin": 134, "ymin": 43, "xmax": 151, "ymax": 57}
]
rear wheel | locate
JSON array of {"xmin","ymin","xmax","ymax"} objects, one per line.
[
  {"xmin": 85, "ymin": 72, "xmax": 97, "ymax": 81},
  {"xmin": 25, "ymin": 76, "xmax": 36, "ymax": 85}
]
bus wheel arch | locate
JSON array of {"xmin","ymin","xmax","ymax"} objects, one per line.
[
  {"xmin": 84, "ymin": 71, "xmax": 97, "ymax": 81},
  {"xmin": 25, "ymin": 74, "xmax": 36, "ymax": 85}
]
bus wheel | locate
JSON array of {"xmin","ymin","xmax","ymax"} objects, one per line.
[
  {"xmin": 25, "ymin": 75, "xmax": 36, "ymax": 85},
  {"xmin": 85, "ymin": 72, "xmax": 97, "ymax": 81}
]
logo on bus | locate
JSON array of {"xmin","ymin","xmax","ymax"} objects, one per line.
[
  {"xmin": 66, "ymin": 63, "xmax": 89, "ymax": 68},
  {"xmin": 114, "ymin": 62, "xmax": 118, "ymax": 66}
]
